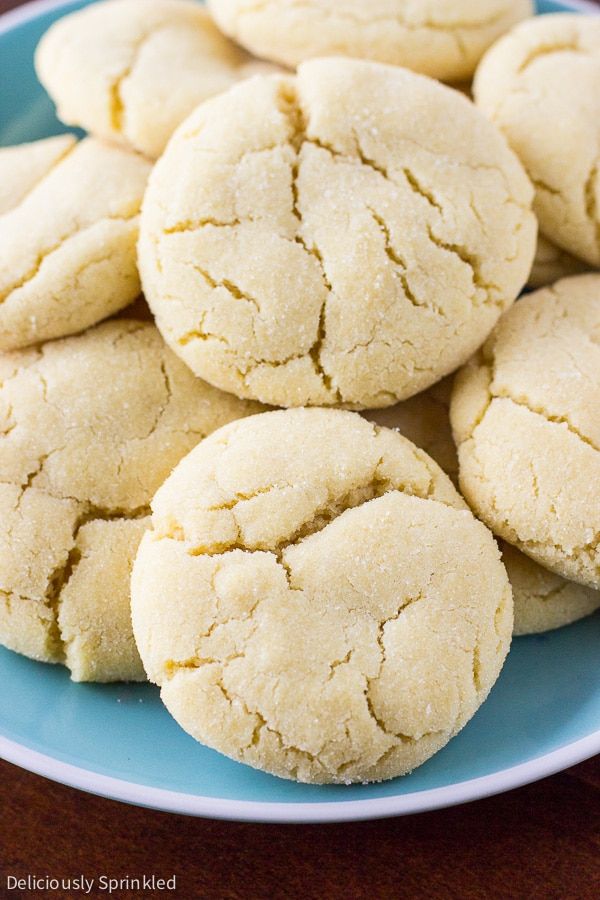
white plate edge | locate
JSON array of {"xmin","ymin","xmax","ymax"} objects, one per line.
[
  {"xmin": 1, "ymin": 730, "xmax": 600, "ymax": 823},
  {"xmin": 1, "ymin": 0, "xmax": 599, "ymax": 35}
]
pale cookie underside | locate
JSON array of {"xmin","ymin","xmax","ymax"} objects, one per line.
[
  {"xmin": 140, "ymin": 60, "xmax": 535, "ymax": 408},
  {"xmin": 35, "ymin": 0, "xmax": 279, "ymax": 159},
  {"xmin": 132, "ymin": 409, "xmax": 512, "ymax": 783},
  {"xmin": 474, "ymin": 14, "xmax": 600, "ymax": 266},
  {"xmin": 208, "ymin": 0, "xmax": 533, "ymax": 80}
]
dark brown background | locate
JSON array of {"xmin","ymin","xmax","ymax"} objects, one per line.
[{"xmin": 1, "ymin": 0, "xmax": 599, "ymax": 897}]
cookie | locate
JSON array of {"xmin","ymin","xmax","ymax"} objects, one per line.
[
  {"xmin": 35, "ymin": 0, "xmax": 279, "ymax": 160},
  {"xmin": 56, "ymin": 518, "xmax": 150, "ymax": 682},
  {"xmin": 208, "ymin": 0, "xmax": 533, "ymax": 81},
  {"xmin": 451, "ymin": 274, "xmax": 600, "ymax": 590},
  {"xmin": 474, "ymin": 14, "xmax": 600, "ymax": 266},
  {"xmin": 139, "ymin": 59, "xmax": 536, "ymax": 409},
  {"xmin": 503, "ymin": 543, "xmax": 599, "ymax": 636},
  {"xmin": 0, "ymin": 320, "xmax": 261, "ymax": 682},
  {"xmin": 0, "ymin": 137, "xmax": 151, "ymax": 352},
  {"xmin": 366, "ymin": 378, "xmax": 598, "ymax": 634},
  {"xmin": 527, "ymin": 234, "xmax": 590, "ymax": 290},
  {"xmin": 131, "ymin": 408, "xmax": 512, "ymax": 784},
  {"xmin": 0, "ymin": 134, "xmax": 75, "ymax": 215}
]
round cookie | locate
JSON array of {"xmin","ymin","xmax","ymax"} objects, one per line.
[
  {"xmin": 208, "ymin": 0, "xmax": 533, "ymax": 81},
  {"xmin": 35, "ymin": 0, "xmax": 279, "ymax": 160},
  {"xmin": 366, "ymin": 378, "xmax": 599, "ymax": 634},
  {"xmin": 451, "ymin": 274, "xmax": 600, "ymax": 591},
  {"xmin": 0, "ymin": 137, "xmax": 151, "ymax": 352},
  {"xmin": 0, "ymin": 320, "xmax": 261, "ymax": 682},
  {"xmin": 474, "ymin": 14, "xmax": 600, "ymax": 266},
  {"xmin": 527, "ymin": 234, "xmax": 590, "ymax": 290},
  {"xmin": 0, "ymin": 134, "xmax": 76, "ymax": 215},
  {"xmin": 132, "ymin": 408, "xmax": 512, "ymax": 784},
  {"xmin": 140, "ymin": 59, "xmax": 536, "ymax": 409}
]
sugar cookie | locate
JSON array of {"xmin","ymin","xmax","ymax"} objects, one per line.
[
  {"xmin": 0, "ymin": 137, "xmax": 151, "ymax": 352},
  {"xmin": 0, "ymin": 320, "xmax": 261, "ymax": 681},
  {"xmin": 0, "ymin": 134, "xmax": 75, "ymax": 215},
  {"xmin": 208, "ymin": 0, "xmax": 533, "ymax": 81},
  {"xmin": 503, "ymin": 544, "xmax": 599, "ymax": 636},
  {"xmin": 366, "ymin": 379, "xmax": 599, "ymax": 634},
  {"xmin": 451, "ymin": 274, "xmax": 600, "ymax": 590},
  {"xmin": 35, "ymin": 0, "xmax": 279, "ymax": 160},
  {"xmin": 140, "ymin": 59, "xmax": 536, "ymax": 409},
  {"xmin": 527, "ymin": 234, "xmax": 590, "ymax": 290},
  {"xmin": 132, "ymin": 408, "xmax": 512, "ymax": 784},
  {"xmin": 474, "ymin": 14, "xmax": 600, "ymax": 266}
]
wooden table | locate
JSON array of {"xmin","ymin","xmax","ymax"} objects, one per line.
[
  {"xmin": 0, "ymin": 756, "xmax": 598, "ymax": 898},
  {"xmin": 1, "ymin": 1, "xmax": 599, "ymax": 896}
]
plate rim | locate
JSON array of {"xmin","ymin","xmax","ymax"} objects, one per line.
[
  {"xmin": 0, "ymin": 0, "xmax": 85, "ymax": 32},
  {"xmin": 0, "ymin": 0, "xmax": 599, "ymax": 824},
  {"xmin": 1, "ymin": 0, "xmax": 599, "ymax": 34},
  {"xmin": 2, "ymin": 730, "xmax": 600, "ymax": 823}
]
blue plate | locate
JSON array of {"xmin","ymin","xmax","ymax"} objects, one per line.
[{"xmin": 0, "ymin": 0, "xmax": 598, "ymax": 823}]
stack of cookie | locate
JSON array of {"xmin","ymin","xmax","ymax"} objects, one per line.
[{"xmin": 1, "ymin": 0, "xmax": 598, "ymax": 785}]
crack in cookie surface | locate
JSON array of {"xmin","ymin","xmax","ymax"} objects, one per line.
[
  {"xmin": 0, "ymin": 139, "xmax": 151, "ymax": 349},
  {"xmin": 0, "ymin": 136, "xmax": 77, "ymax": 217},
  {"xmin": 0, "ymin": 212, "xmax": 139, "ymax": 305},
  {"xmin": 142, "ymin": 60, "xmax": 535, "ymax": 407},
  {"xmin": 134, "ymin": 410, "xmax": 511, "ymax": 782},
  {"xmin": 453, "ymin": 275, "xmax": 600, "ymax": 587},
  {"xmin": 0, "ymin": 321, "xmax": 261, "ymax": 672},
  {"xmin": 36, "ymin": 1, "xmax": 282, "ymax": 159},
  {"xmin": 474, "ymin": 15, "xmax": 600, "ymax": 265}
]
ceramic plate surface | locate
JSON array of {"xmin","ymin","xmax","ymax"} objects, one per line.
[{"xmin": 0, "ymin": 0, "xmax": 598, "ymax": 823}]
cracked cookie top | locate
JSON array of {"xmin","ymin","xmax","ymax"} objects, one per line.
[
  {"xmin": 0, "ymin": 137, "xmax": 151, "ymax": 352},
  {"xmin": 451, "ymin": 273, "xmax": 600, "ymax": 590},
  {"xmin": 474, "ymin": 14, "xmax": 600, "ymax": 267},
  {"xmin": 0, "ymin": 319, "xmax": 262, "ymax": 681},
  {"xmin": 365, "ymin": 375, "xmax": 600, "ymax": 635},
  {"xmin": 0, "ymin": 134, "xmax": 76, "ymax": 216},
  {"xmin": 139, "ymin": 58, "xmax": 536, "ymax": 410},
  {"xmin": 207, "ymin": 0, "xmax": 533, "ymax": 81},
  {"xmin": 35, "ymin": 0, "xmax": 279, "ymax": 160},
  {"xmin": 132, "ymin": 407, "xmax": 512, "ymax": 784}
]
